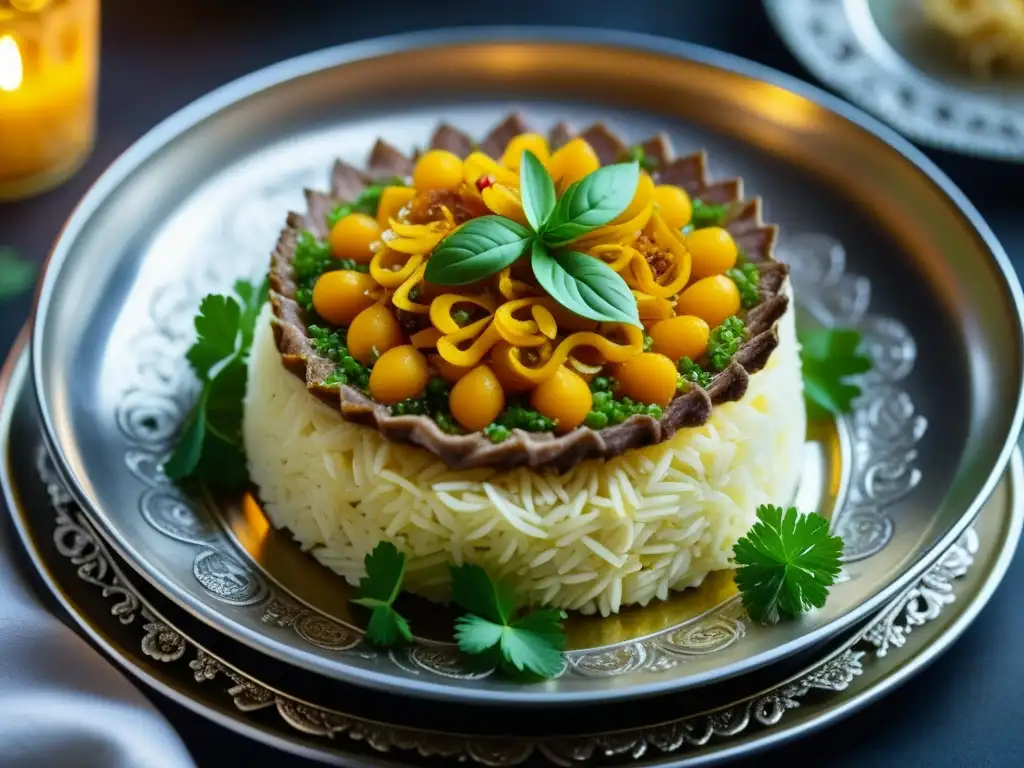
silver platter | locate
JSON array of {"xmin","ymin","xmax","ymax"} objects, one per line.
[
  {"xmin": 28, "ymin": 29, "xmax": 1024, "ymax": 705},
  {"xmin": 764, "ymin": 0, "xmax": 1024, "ymax": 162},
  {"xmin": 5, "ymin": 340, "xmax": 1021, "ymax": 766}
]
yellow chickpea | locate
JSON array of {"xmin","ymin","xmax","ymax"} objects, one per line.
[
  {"xmin": 654, "ymin": 185, "xmax": 693, "ymax": 229},
  {"xmin": 329, "ymin": 213, "xmax": 381, "ymax": 263},
  {"xmin": 675, "ymin": 275, "xmax": 741, "ymax": 328},
  {"xmin": 546, "ymin": 138, "xmax": 600, "ymax": 191},
  {"xmin": 369, "ymin": 345, "xmax": 430, "ymax": 405},
  {"xmin": 686, "ymin": 227, "xmax": 738, "ymax": 279},
  {"xmin": 648, "ymin": 315, "xmax": 711, "ymax": 362},
  {"xmin": 530, "ymin": 366, "xmax": 593, "ymax": 433},
  {"xmin": 613, "ymin": 353, "xmax": 678, "ymax": 407},
  {"xmin": 311, "ymin": 270, "xmax": 378, "ymax": 326},
  {"xmin": 376, "ymin": 186, "xmax": 417, "ymax": 229},
  {"xmin": 347, "ymin": 304, "xmax": 405, "ymax": 366},
  {"xmin": 501, "ymin": 133, "xmax": 550, "ymax": 170},
  {"xmin": 412, "ymin": 150, "xmax": 464, "ymax": 192},
  {"xmin": 449, "ymin": 365, "xmax": 506, "ymax": 432},
  {"xmin": 488, "ymin": 342, "xmax": 537, "ymax": 395}
]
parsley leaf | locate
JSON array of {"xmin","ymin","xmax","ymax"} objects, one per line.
[
  {"xmin": 732, "ymin": 505, "xmax": 844, "ymax": 625},
  {"xmin": 799, "ymin": 328, "xmax": 872, "ymax": 419},
  {"xmin": 165, "ymin": 278, "xmax": 267, "ymax": 492},
  {"xmin": 0, "ymin": 249, "xmax": 37, "ymax": 301},
  {"xmin": 351, "ymin": 541, "xmax": 413, "ymax": 647},
  {"xmin": 450, "ymin": 564, "xmax": 567, "ymax": 679}
]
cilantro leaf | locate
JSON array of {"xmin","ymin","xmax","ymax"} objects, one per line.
[
  {"xmin": 0, "ymin": 249, "xmax": 37, "ymax": 301},
  {"xmin": 450, "ymin": 564, "xmax": 566, "ymax": 679},
  {"xmin": 799, "ymin": 328, "xmax": 872, "ymax": 419},
  {"xmin": 350, "ymin": 541, "xmax": 413, "ymax": 647},
  {"xmin": 732, "ymin": 505, "xmax": 844, "ymax": 625},
  {"xmin": 186, "ymin": 294, "xmax": 241, "ymax": 379}
]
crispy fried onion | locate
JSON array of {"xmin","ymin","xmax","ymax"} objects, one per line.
[{"xmin": 589, "ymin": 214, "xmax": 691, "ymax": 300}]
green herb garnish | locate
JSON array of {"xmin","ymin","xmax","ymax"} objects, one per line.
[
  {"xmin": 326, "ymin": 176, "xmax": 407, "ymax": 230},
  {"xmin": 0, "ymin": 248, "xmax": 37, "ymax": 301},
  {"xmin": 678, "ymin": 357, "xmax": 713, "ymax": 389},
  {"xmin": 309, "ymin": 324, "xmax": 372, "ymax": 391},
  {"xmin": 164, "ymin": 279, "xmax": 268, "ymax": 492},
  {"xmin": 450, "ymin": 563, "xmax": 567, "ymax": 679},
  {"xmin": 620, "ymin": 145, "xmax": 658, "ymax": 172},
  {"xmin": 732, "ymin": 505, "xmax": 844, "ymax": 625},
  {"xmin": 351, "ymin": 541, "xmax": 413, "ymax": 647},
  {"xmin": 585, "ymin": 390, "xmax": 662, "ymax": 429},
  {"xmin": 425, "ymin": 151, "xmax": 641, "ymax": 328},
  {"xmin": 391, "ymin": 377, "xmax": 458, "ymax": 432},
  {"xmin": 484, "ymin": 403, "xmax": 556, "ymax": 443},
  {"xmin": 707, "ymin": 316, "xmax": 746, "ymax": 371},
  {"xmin": 293, "ymin": 231, "xmax": 369, "ymax": 312},
  {"xmin": 690, "ymin": 199, "xmax": 729, "ymax": 229},
  {"xmin": 799, "ymin": 328, "xmax": 872, "ymax": 419},
  {"xmin": 726, "ymin": 261, "xmax": 760, "ymax": 309}
]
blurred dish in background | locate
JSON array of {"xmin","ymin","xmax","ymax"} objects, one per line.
[{"xmin": 764, "ymin": 0, "xmax": 1024, "ymax": 162}]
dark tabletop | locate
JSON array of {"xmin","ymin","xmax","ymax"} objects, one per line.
[{"xmin": 1, "ymin": 1, "xmax": 1023, "ymax": 766}]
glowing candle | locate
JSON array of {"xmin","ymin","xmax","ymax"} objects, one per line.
[{"xmin": 0, "ymin": 0, "xmax": 99, "ymax": 200}]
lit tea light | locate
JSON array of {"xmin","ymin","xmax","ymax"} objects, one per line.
[{"xmin": 0, "ymin": 0, "xmax": 99, "ymax": 201}]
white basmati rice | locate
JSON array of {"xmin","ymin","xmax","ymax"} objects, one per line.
[{"xmin": 243, "ymin": 286, "xmax": 805, "ymax": 616}]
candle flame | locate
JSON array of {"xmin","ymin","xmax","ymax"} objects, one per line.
[{"xmin": 0, "ymin": 35, "xmax": 23, "ymax": 92}]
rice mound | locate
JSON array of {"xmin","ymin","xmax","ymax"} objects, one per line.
[{"xmin": 243, "ymin": 287, "xmax": 805, "ymax": 617}]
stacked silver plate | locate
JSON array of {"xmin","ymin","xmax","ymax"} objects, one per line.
[{"xmin": 4, "ymin": 28, "xmax": 1024, "ymax": 765}]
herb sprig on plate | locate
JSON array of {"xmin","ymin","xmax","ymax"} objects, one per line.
[
  {"xmin": 0, "ymin": 248, "xmax": 37, "ymax": 301},
  {"xmin": 799, "ymin": 327, "xmax": 872, "ymax": 419},
  {"xmin": 425, "ymin": 151, "xmax": 642, "ymax": 328}
]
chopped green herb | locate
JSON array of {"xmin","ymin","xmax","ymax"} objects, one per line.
[
  {"xmin": 0, "ymin": 248, "xmax": 37, "ymax": 301},
  {"xmin": 326, "ymin": 176, "xmax": 408, "ymax": 230},
  {"xmin": 589, "ymin": 376, "xmax": 615, "ymax": 394},
  {"xmin": 484, "ymin": 402, "xmax": 557, "ymax": 442},
  {"xmin": 351, "ymin": 541, "xmax": 413, "ymax": 646},
  {"xmin": 391, "ymin": 377, "xmax": 457, "ymax": 429},
  {"xmin": 165, "ymin": 278, "xmax": 268, "ymax": 492},
  {"xmin": 799, "ymin": 328, "xmax": 872, "ymax": 419},
  {"xmin": 678, "ymin": 357, "xmax": 713, "ymax": 389},
  {"xmin": 310, "ymin": 324, "xmax": 371, "ymax": 391},
  {"xmin": 690, "ymin": 199, "xmax": 728, "ymax": 229},
  {"xmin": 450, "ymin": 563, "xmax": 567, "ymax": 679},
  {"xmin": 643, "ymin": 333, "xmax": 654, "ymax": 352},
  {"xmin": 726, "ymin": 262, "xmax": 760, "ymax": 309},
  {"xmin": 585, "ymin": 389, "xmax": 662, "ymax": 428},
  {"xmin": 620, "ymin": 145, "xmax": 658, "ymax": 172},
  {"xmin": 293, "ymin": 231, "xmax": 369, "ymax": 313},
  {"xmin": 484, "ymin": 423, "xmax": 511, "ymax": 443},
  {"xmin": 732, "ymin": 505, "xmax": 844, "ymax": 625},
  {"xmin": 451, "ymin": 308, "xmax": 474, "ymax": 327},
  {"xmin": 707, "ymin": 316, "xmax": 746, "ymax": 371}
]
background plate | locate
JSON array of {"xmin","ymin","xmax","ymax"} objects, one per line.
[{"xmin": 29, "ymin": 29, "xmax": 1024, "ymax": 704}]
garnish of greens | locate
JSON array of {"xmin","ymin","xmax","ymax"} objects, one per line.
[
  {"xmin": 425, "ymin": 150, "xmax": 643, "ymax": 328},
  {"xmin": 799, "ymin": 327, "xmax": 872, "ymax": 420},
  {"xmin": 584, "ymin": 375, "xmax": 662, "ymax": 429},
  {"xmin": 732, "ymin": 505, "xmax": 844, "ymax": 625},
  {"xmin": 293, "ymin": 232, "xmax": 369, "ymax": 313},
  {"xmin": 309, "ymin": 324, "xmax": 372, "ymax": 391},
  {"xmin": 689, "ymin": 199, "xmax": 728, "ymax": 229},
  {"xmin": 483, "ymin": 402, "xmax": 556, "ymax": 443},
  {"xmin": 621, "ymin": 145, "xmax": 658, "ymax": 173},
  {"xmin": 326, "ymin": 176, "xmax": 407, "ymax": 230},
  {"xmin": 451, "ymin": 563, "xmax": 567, "ymax": 679},
  {"xmin": 351, "ymin": 541, "xmax": 413, "ymax": 646},
  {"xmin": 726, "ymin": 261, "xmax": 760, "ymax": 309},
  {"xmin": 164, "ymin": 278, "xmax": 268, "ymax": 492},
  {"xmin": 0, "ymin": 248, "xmax": 37, "ymax": 301},
  {"xmin": 707, "ymin": 316, "xmax": 746, "ymax": 371}
]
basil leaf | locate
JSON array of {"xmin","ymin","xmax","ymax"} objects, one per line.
[
  {"xmin": 519, "ymin": 150, "xmax": 556, "ymax": 232},
  {"xmin": 543, "ymin": 162, "xmax": 640, "ymax": 246},
  {"xmin": 425, "ymin": 216, "xmax": 533, "ymax": 286},
  {"xmin": 531, "ymin": 243, "xmax": 641, "ymax": 327}
]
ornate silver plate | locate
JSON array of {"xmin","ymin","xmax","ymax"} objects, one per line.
[
  {"xmin": 28, "ymin": 29, "xmax": 1024, "ymax": 704},
  {"xmin": 764, "ymin": 0, "xmax": 1024, "ymax": 162},
  {"xmin": 5, "ymin": 342, "xmax": 1021, "ymax": 766}
]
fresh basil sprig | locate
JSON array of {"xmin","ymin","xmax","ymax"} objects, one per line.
[{"xmin": 425, "ymin": 150, "xmax": 642, "ymax": 327}]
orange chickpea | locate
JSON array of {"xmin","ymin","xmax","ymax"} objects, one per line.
[
  {"xmin": 648, "ymin": 315, "xmax": 710, "ymax": 362},
  {"xmin": 347, "ymin": 304, "xmax": 405, "ymax": 366},
  {"xmin": 412, "ymin": 150, "xmax": 463, "ymax": 192},
  {"xmin": 613, "ymin": 353, "xmax": 679, "ymax": 407},
  {"xmin": 430, "ymin": 354, "xmax": 472, "ymax": 384},
  {"xmin": 449, "ymin": 365, "xmax": 506, "ymax": 432},
  {"xmin": 675, "ymin": 275, "xmax": 741, "ymax": 329},
  {"xmin": 329, "ymin": 213, "xmax": 381, "ymax": 263},
  {"xmin": 530, "ymin": 366, "xmax": 593, "ymax": 433},
  {"xmin": 369, "ymin": 346, "xmax": 430, "ymax": 405},
  {"xmin": 654, "ymin": 185, "xmax": 693, "ymax": 229},
  {"xmin": 545, "ymin": 138, "xmax": 600, "ymax": 191},
  {"xmin": 686, "ymin": 227, "xmax": 738, "ymax": 279},
  {"xmin": 311, "ymin": 270, "xmax": 378, "ymax": 326},
  {"xmin": 501, "ymin": 133, "xmax": 551, "ymax": 170},
  {"xmin": 488, "ymin": 342, "xmax": 537, "ymax": 395},
  {"xmin": 376, "ymin": 186, "xmax": 417, "ymax": 230}
]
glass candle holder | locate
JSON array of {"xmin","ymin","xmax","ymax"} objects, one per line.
[{"xmin": 0, "ymin": 0, "xmax": 99, "ymax": 201}]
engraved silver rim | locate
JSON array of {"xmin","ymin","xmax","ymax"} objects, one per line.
[{"xmin": 27, "ymin": 27, "xmax": 1024, "ymax": 705}]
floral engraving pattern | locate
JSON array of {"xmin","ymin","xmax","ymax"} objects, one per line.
[{"xmin": 37, "ymin": 447, "xmax": 978, "ymax": 767}]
